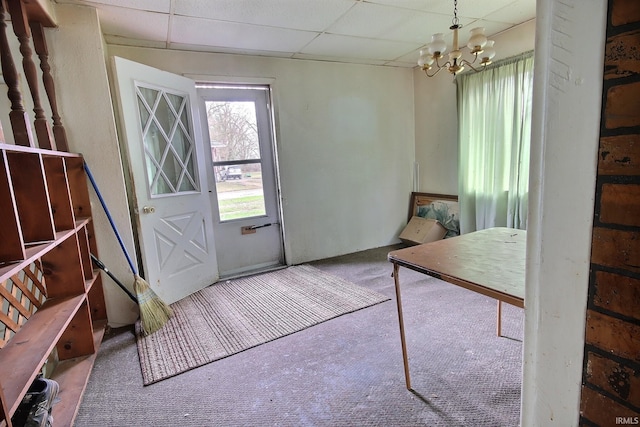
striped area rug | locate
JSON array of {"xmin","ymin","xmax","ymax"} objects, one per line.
[{"xmin": 135, "ymin": 264, "xmax": 389, "ymax": 385}]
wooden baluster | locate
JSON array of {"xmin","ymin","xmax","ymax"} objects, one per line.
[
  {"xmin": 0, "ymin": 0, "xmax": 34, "ymax": 147},
  {"xmin": 31, "ymin": 22, "xmax": 68, "ymax": 151},
  {"xmin": 7, "ymin": 0, "xmax": 54, "ymax": 150}
]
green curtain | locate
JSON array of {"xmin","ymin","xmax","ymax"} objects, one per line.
[{"xmin": 456, "ymin": 51, "xmax": 534, "ymax": 234}]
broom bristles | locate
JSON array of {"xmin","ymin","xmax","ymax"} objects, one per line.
[{"xmin": 134, "ymin": 274, "xmax": 173, "ymax": 336}]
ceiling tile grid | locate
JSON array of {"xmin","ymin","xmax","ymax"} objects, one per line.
[{"xmin": 55, "ymin": 0, "xmax": 536, "ymax": 67}]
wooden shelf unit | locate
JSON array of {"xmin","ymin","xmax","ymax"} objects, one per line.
[{"xmin": 0, "ymin": 143, "xmax": 107, "ymax": 427}]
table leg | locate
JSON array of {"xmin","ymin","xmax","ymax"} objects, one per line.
[
  {"xmin": 496, "ymin": 300, "xmax": 502, "ymax": 337},
  {"xmin": 393, "ymin": 262, "xmax": 411, "ymax": 390}
]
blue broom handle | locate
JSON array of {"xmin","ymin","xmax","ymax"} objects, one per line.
[{"xmin": 83, "ymin": 162, "xmax": 139, "ymax": 275}]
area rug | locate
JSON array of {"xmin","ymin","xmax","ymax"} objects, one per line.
[{"xmin": 135, "ymin": 264, "xmax": 390, "ymax": 385}]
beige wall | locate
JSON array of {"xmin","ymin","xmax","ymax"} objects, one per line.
[
  {"xmin": 413, "ymin": 19, "xmax": 536, "ymax": 196},
  {"xmin": 107, "ymin": 45, "xmax": 416, "ymax": 266}
]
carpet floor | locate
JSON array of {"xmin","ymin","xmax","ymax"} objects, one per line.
[
  {"xmin": 136, "ymin": 265, "xmax": 389, "ymax": 385},
  {"xmin": 75, "ymin": 245, "xmax": 523, "ymax": 426}
]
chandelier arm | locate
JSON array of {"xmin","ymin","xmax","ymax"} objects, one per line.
[
  {"xmin": 420, "ymin": 54, "xmax": 452, "ymax": 78},
  {"xmin": 459, "ymin": 59, "xmax": 484, "ymax": 73},
  {"xmin": 434, "ymin": 55, "xmax": 445, "ymax": 69},
  {"xmin": 434, "ymin": 56, "xmax": 453, "ymax": 71},
  {"xmin": 424, "ymin": 66, "xmax": 445, "ymax": 78}
]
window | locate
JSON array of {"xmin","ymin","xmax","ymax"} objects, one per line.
[
  {"xmin": 456, "ymin": 51, "xmax": 534, "ymax": 233},
  {"xmin": 198, "ymin": 84, "xmax": 271, "ymax": 222}
]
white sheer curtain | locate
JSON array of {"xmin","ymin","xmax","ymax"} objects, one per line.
[{"xmin": 456, "ymin": 51, "xmax": 534, "ymax": 234}]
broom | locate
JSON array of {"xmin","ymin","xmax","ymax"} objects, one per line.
[
  {"xmin": 84, "ymin": 162, "xmax": 173, "ymax": 335},
  {"xmin": 91, "ymin": 253, "xmax": 138, "ymax": 304}
]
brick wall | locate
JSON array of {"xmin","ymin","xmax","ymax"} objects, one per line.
[{"xmin": 580, "ymin": 0, "xmax": 640, "ymax": 425}]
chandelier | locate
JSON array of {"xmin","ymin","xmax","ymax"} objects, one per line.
[{"xmin": 417, "ymin": 0, "xmax": 496, "ymax": 77}]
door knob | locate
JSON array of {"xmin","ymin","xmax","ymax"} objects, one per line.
[{"xmin": 142, "ymin": 206, "xmax": 155, "ymax": 214}]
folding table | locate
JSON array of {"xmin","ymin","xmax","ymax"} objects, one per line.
[{"xmin": 388, "ymin": 227, "xmax": 526, "ymax": 389}]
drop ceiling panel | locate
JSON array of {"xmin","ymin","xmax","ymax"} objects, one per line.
[
  {"xmin": 468, "ymin": 20, "xmax": 516, "ymax": 39},
  {"xmin": 451, "ymin": 0, "xmax": 524, "ymax": 19},
  {"xmin": 366, "ymin": 0, "xmax": 454, "ymax": 14},
  {"xmin": 174, "ymin": 0, "xmax": 354, "ymax": 32},
  {"xmin": 367, "ymin": 0, "xmax": 517, "ymax": 18},
  {"xmin": 487, "ymin": 0, "xmax": 537, "ymax": 24},
  {"xmin": 169, "ymin": 43, "xmax": 296, "ymax": 58},
  {"xmin": 327, "ymin": 2, "xmax": 440, "ymax": 41},
  {"xmin": 95, "ymin": 5, "xmax": 169, "ymax": 42},
  {"xmin": 394, "ymin": 48, "xmax": 424, "ymax": 65},
  {"xmin": 302, "ymin": 33, "xmax": 421, "ymax": 62},
  {"xmin": 292, "ymin": 53, "xmax": 388, "ymax": 66},
  {"xmin": 171, "ymin": 15, "xmax": 318, "ymax": 53},
  {"xmin": 57, "ymin": 0, "xmax": 171, "ymax": 13}
]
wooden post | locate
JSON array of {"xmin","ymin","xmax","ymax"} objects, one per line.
[
  {"xmin": 31, "ymin": 22, "xmax": 68, "ymax": 151},
  {"xmin": 0, "ymin": 0, "xmax": 34, "ymax": 147},
  {"xmin": 7, "ymin": 0, "xmax": 54, "ymax": 150}
]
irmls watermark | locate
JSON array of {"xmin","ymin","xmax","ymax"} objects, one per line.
[{"xmin": 616, "ymin": 417, "xmax": 640, "ymax": 425}]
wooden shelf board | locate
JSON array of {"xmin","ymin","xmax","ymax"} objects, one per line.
[
  {"xmin": 85, "ymin": 269, "xmax": 99, "ymax": 292},
  {"xmin": 0, "ymin": 295, "xmax": 85, "ymax": 414},
  {"xmin": 0, "ymin": 219, "xmax": 91, "ymax": 282},
  {"xmin": 50, "ymin": 321, "xmax": 106, "ymax": 427}
]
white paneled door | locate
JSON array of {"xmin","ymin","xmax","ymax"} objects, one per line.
[{"xmin": 111, "ymin": 56, "xmax": 219, "ymax": 304}]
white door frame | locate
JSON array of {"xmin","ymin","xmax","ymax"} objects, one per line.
[{"xmin": 196, "ymin": 81, "xmax": 285, "ymax": 278}]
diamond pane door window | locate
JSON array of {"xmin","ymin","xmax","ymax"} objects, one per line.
[{"xmin": 136, "ymin": 85, "xmax": 199, "ymax": 196}]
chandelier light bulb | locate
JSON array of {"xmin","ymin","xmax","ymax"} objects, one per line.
[
  {"xmin": 428, "ymin": 33, "xmax": 447, "ymax": 57},
  {"xmin": 481, "ymin": 40, "xmax": 496, "ymax": 65},
  {"xmin": 467, "ymin": 27, "xmax": 488, "ymax": 54},
  {"xmin": 417, "ymin": 50, "xmax": 426, "ymax": 67},
  {"xmin": 418, "ymin": 50, "xmax": 435, "ymax": 68}
]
